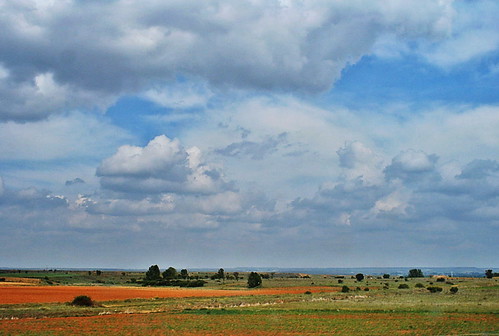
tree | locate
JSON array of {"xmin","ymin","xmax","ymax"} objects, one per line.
[
  {"xmin": 383, "ymin": 274, "xmax": 390, "ymax": 279},
  {"xmin": 233, "ymin": 272, "xmax": 240, "ymax": 281},
  {"xmin": 247, "ymin": 272, "xmax": 262, "ymax": 288},
  {"xmin": 355, "ymin": 273, "xmax": 364, "ymax": 282},
  {"xmin": 163, "ymin": 267, "xmax": 178, "ymax": 280},
  {"xmin": 485, "ymin": 270, "xmax": 493, "ymax": 279},
  {"xmin": 145, "ymin": 265, "xmax": 161, "ymax": 281},
  {"xmin": 217, "ymin": 268, "xmax": 225, "ymax": 280},
  {"xmin": 95, "ymin": 270, "xmax": 102, "ymax": 276},
  {"xmin": 180, "ymin": 269, "xmax": 189, "ymax": 279},
  {"xmin": 408, "ymin": 269, "xmax": 424, "ymax": 278}
]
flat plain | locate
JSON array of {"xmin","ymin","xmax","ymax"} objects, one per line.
[{"xmin": 0, "ymin": 271, "xmax": 497, "ymax": 335}]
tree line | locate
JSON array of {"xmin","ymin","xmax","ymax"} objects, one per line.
[{"xmin": 143, "ymin": 265, "xmax": 262, "ymax": 288}]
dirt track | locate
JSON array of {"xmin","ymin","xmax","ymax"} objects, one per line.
[{"xmin": 0, "ymin": 285, "xmax": 338, "ymax": 304}]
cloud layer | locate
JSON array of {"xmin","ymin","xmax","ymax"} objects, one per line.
[{"xmin": 0, "ymin": 0, "xmax": 456, "ymax": 121}]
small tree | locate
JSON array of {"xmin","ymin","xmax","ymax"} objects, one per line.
[
  {"xmin": 145, "ymin": 265, "xmax": 161, "ymax": 281},
  {"xmin": 163, "ymin": 267, "xmax": 178, "ymax": 280},
  {"xmin": 450, "ymin": 287, "xmax": 458, "ymax": 294},
  {"xmin": 408, "ymin": 269, "xmax": 424, "ymax": 278},
  {"xmin": 383, "ymin": 274, "xmax": 390, "ymax": 279},
  {"xmin": 341, "ymin": 285, "xmax": 350, "ymax": 293},
  {"xmin": 247, "ymin": 272, "xmax": 262, "ymax": 288},
  {"xmin": 485, "ymin": 270, "xmax": 493, "ymax": 279},
  {"xmin": 233, "ymin": 272, "xmax": 240, "ymax": 281},
  {"xmin": 217, "ymin": 268, "xmax": 225, "ymax": 281},
  {"xmin": 355, "ymin": 273, "xmax": 364, "ymax": 282},
  {"xmin": 180, "ymin": 269, "xmax": 189, "ymax": 279}
]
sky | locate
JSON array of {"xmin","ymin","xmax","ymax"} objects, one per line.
[{"xmin": 1, "ymin": 0, "xmax": 498, "ymax": 269}]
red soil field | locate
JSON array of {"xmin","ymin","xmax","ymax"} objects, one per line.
[
  {"xmin": 1, "ymin": 311, "xmax": 497, "ymax": 336},
  {"xmin": 0, "ymin": 285, "xmax": 338, "ymax": 304}
]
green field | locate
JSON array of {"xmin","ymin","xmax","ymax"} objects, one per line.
[{"xmin": 0, "ymin": 271, "xmax": 498, "ymax": 335}]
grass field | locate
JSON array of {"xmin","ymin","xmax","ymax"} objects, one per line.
[{"xmin": 0, "ymin": 271, "xmax": 498, "ymax": 335}]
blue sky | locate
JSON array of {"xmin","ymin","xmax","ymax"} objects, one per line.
[{"xmin": 0, "ymin": 0, "xmax": 498, "ymax": 269}]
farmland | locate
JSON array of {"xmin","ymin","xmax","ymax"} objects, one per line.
[{"xmin": 0, "ymin": 270, "xmax": 498, "ymax": 335}]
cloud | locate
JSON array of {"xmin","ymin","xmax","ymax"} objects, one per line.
[
  {"xmin": 337, "ymin": 141, "xmax": 385, "ymax": 185},
  {"xmin": 215, "ymin": 133, "xmax": 288, "ymax": 160},
  {"xmin": 0, "ymin": 71, "xmax": 116, "ymax": 122},
  {"xmin": 457, "ymin": 159, "xmax": 499, "ymax": 180},
  {"xmin": 82, "ymin": 194, "xmax": 175, "ymax": 216},
  {"xmin": 0, "ymin": 111, "xmax": 134, "ymax": 161},
  {"xmin": 0, "ymin": 0, "xmax": 455, "ymax": 121},
  {"xmin": 65, "ymin": 178, "xmax": 85, "ymax": 186},
  {"xmin": 384, "ymin": 149, "xmax": 439, "ymax": 184},
  {"xmin": 143, "ymin": 80, "xmax": 213, "ymax": 109},
  {"xmin": 97, "ymin": 135, "xmax": 233, "ymax": 195},
  {"xmin": 418, "ymin": 0, "xmax": 499, "ymax": 67},
  {"xmin": 0, "ymin": 185, "xmax": 68, "ymax": 210}
]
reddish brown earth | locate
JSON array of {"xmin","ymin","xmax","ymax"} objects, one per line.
[
  {"xmin": 0, "ymin": 285, "xmax": 339, "ymax": 304},
  {"xmin": 1, "ymin": 311, "xmax": 497, "ymax": 336}
]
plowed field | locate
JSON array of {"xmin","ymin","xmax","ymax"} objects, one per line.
[{"xmin": 0, "ymin": 285, "xmax": 338, "ymax": 304}]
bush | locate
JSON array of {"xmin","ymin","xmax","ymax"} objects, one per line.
[
  {"xmin": 71, "ymin": 295, "xmax": 94, "ymax": 307},
  {"xmin": 341, "ymin": 285, "xmax": 350, "ymax": 293},
  {"xmin": 247, "ymin": 272, "xmax": 262, "ymax": 288},
  {"xmin": 436, "ymin": 277, "xmax": 445, "ymax": 282},
  {"xmin": 427, "ymin": 286, "xmax": 443, "ymax": 293},
  {"xmin": 415, "ymin": 283, "xmax": 425, "ymax": 288},
  {"xmin": 355, "ymin": 273, "xmax": 365, "ymax": 282},
  {"xmin": 364, "ymin": 287, "xmax": 370, "ymax": 291},
  {"xmin": 450, "ymin": 287, "xmax": 458, "ymax": 294},
  {"xmin": 304, "ymin": 291, "xmax": 312, "ymax": 295},
  {"xmin": 398, "ymin": 284, "xmax": 410, "ymax": 289}
]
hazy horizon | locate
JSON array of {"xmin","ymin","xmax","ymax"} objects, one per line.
[{"xmin": 1, "ymin": 1, "xmax": 498, "ymax": 269}]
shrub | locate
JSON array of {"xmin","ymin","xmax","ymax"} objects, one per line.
[
  {"xmin": 427, "ymin": 286, "xmax": 443, "ymax": 293},
  {"xmin": 71, "ymin": 295, "xmax": 94, "ymax": 307},
  {"xmin": 338, "ymin": 279, "xmax": 343, "ymax": 284},
  {"xmin": 383, "ymin": 274, "xmax": 390, "ymax": 279},
  {"xmin": 415, "ymin": 283, "xmax": 425, "ymax": 288},
  {"xmin": 398, "ymin": 284, "xmax": 409, "ymax": 289},
  {"xmin": 247, "ymin": 272, "xmax": 262, "ymax": 288},
  {"xmin": 304, "ymin": 291, "xmax": 312, "ymax": 295},
  {"xmin": 436, "ymin": 277, "xmax": 445, "ymax": 282},
  {"xmin": 341, "ymin": 285, "xmax": 350, "ymax": 293},
  {"xmin": 450, "ymin": 287, "xmax": 458, "ymax": 294},
  {"xmin": 0, "ymin": 278, "xmax": 5, "ymax": 282},
  {"xmin": 355, "ymin": 273, "xmax": 365, "ymax": 282},
  {"xmin": 364, "ymin": 287, "xmax": 370, "ymax": 291}
]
